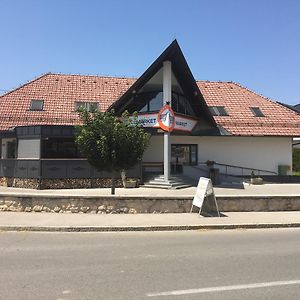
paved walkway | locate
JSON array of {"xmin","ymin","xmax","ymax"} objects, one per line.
[
  {"xmin": 1, "ymin": 183, "xmax": 300, "ymax": 232},
  {"xmin": 1, "ymin": 182, "xmax": 300, "ymax": 197},
  {"xmin": 0, "ymin": 212, "xmax": 300, "ymax": 232}
]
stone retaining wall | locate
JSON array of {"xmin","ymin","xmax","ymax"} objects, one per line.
[
  {"xmin": 0, "ymin": 196, "xmax": 189, "ymax": 214},
  {"xmin": 219, "ymin": 196, "xmax": 300, "ymax": 211},
  {"xmin": 0, "ymin": 195, "xmax": 300, "ymax": 213},
  {"xmin": 0, "ymin": 177, "xmax": 133, "ymax": 189}
]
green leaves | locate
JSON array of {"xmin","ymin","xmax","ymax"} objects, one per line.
[
  {"xmin": 293, "ymin": 148, "xmax": 300, "ymax": 172},
  {"xmin": 75, "ymin": 109, "xmax": 150, "ymax": 173}
]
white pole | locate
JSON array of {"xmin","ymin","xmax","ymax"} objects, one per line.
[{"xmin": 163, "ymin": 61, "xmax": 172, "ymax": 182}]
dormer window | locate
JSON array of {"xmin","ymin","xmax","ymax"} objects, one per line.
[
  {"xmin": 30, "ymin": 100, "xmax": 44, "ymax": 111},
  {"xmin": 250, "ymin": 107, "xmax": 265, "ymax": 117},
  {"xmin": 209, "ymin": 106, "xmax": 229, "ymax": 116},
  {"xmin": 75, "ymin": 101, "xmax": 99, "ymax": 112}
]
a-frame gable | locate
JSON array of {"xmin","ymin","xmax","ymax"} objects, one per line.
[{"xmin": 110, "ymin": 40, "xmax": 217, "ymax": 127}]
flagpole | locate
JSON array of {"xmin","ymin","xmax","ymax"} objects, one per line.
[{"xmin": 163, "ymin": 61, "xmax": 171, "ymax": 182}]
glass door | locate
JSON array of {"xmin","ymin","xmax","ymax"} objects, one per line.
[{"xmin": 171, "ymin": 144, "xmax": 197, "ymax": 174}]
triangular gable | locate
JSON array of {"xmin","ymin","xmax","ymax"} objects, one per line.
[{"xmin": 110, "ymin": 40, "xmax": 217, "ymax": 127}]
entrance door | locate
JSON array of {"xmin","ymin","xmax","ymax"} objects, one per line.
[{"xmin": 171, "ymin": 144, "xmax": 197, "ymax": 174}]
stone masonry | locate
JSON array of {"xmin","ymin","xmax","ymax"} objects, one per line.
[
  {"xmin": 0, "ymin": 195, "xmax": 300, "ymax": 214},
  {"xmin": 0, "ymin": 177, "xmax": 136, "ymax": 189}
]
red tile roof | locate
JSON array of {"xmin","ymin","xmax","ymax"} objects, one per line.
[
  {"xmin": 1, "ymin": 73, "xmax": 300, "ymax": 136},
  {"xmin": 198, "ymin": 81, "xmax": 300, "ymax": 136},
  {"xmin": 0, "ymin": 73, "xmax": 135, "ymax": 131}
]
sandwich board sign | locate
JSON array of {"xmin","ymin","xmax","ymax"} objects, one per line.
[{"xmin": 190, "ymin": 177, "xmax": 220, "ymax": 217}]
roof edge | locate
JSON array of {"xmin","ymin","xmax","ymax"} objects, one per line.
[
  {"xmin": 0, "ymin": 73, "xmax": 51, "ymax": 98},
  {"xmin": 277, "ymin": 102, "xmax": 300, "ymax": 115},
  {"xmin": 109, "ymin": 39, "xmax": 217, "ymax": 127},
  {"xmin": 47, "ymin": 72, "xmax": 137, "ymax": 80},
  {"xmin": 230, "ymin": 81, "xmax": 280, "ymax": 105}
]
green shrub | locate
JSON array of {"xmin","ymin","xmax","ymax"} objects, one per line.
[{"xmin": 293, "ymin": 148, "xmax": 300, "ymax": 172}]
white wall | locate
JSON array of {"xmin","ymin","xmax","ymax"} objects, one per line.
[
  {"xmin": 17, "ymin": 139, "xmax": 40, "ymax": 159},
  {"xmin": 143, "ymin": 136, "xmax": 164, "ymax": 162},
  {"xmin": 143, "ymin": 135, "xmax": 293, "ymax": 174}
]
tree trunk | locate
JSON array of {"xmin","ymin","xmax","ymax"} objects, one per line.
[
  {"xmin": 111, "ymin": 172, "xmax": 115, "ymax": 195},
  {"xmin": 121, "ymin": 169, "xmax": 126, "ymax": 187}
]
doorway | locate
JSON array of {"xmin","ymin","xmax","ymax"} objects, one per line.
[{"xmin": 171, "ymin": 144, "xmax": 197, "ymax": 174}]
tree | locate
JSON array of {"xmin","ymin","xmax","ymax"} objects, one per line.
[
  {"xmin": 75, "ymin": 109, "xmax": 150, "ymax": 194},
  {"xmin": 293, "ymin": 148, "xmax": 300, "ymax": 173}
]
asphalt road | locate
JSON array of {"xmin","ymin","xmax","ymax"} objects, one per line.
[{"xmin": 0, "ymin": 229, "xmax": 300, "ymax": 300}]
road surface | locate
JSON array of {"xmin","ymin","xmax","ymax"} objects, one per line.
[{"xmin": 1, "ymin": 229, "xmax": 300, "ymax": 299}]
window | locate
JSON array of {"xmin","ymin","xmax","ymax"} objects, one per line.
[
  {"xmin": 42, "ymin": 138, "xmax": 83, "ymax": 158},
  {"xmin": 75, "ymin": 101, "xmax": 99, "ymax": 112},
  {"xmin": 138, "ymin": 92, "xmax": 163, "ymax": 112},
  {"xmin": 138, "ymin": 91, "xmax": 195, "ymax": 116},
  {"xmin": 30, "ymin": 100, "xmax": 44, "ymax": 111},
  {"xmin": 7, "ymin": 140, "xmax": 16, "ymax": 158},
  {"xmin": 171, "ymin": 94, "xmax": 194, "ymax": 115},
  {"xmin": 149, "ymin": 92, "xmax": 163, "ymax": 111},
  {"xmin": 209, "ymin": 106, "xmax": 229, "ymax": 116},
  {"xmin": 250, "ymin": 107, "xmax": 265, "ymax": 117},
  {"xmin": 139, "ymin": 104, "xmax": 148, "ymax": 112},
  {"xmin": 171, "ymin": 144, "xmax": 198, "ymax": 173}
]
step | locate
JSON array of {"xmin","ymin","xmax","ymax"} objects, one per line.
[
  {"xmin": 147, "ymin": 179, "xmax": 186, "ymax": 185},
  {"xmin": 142, "ymin": 173, "xmax": 192, "ymax": 189},
  {"xmin": 143, "ymin": 176, "xmax": 186, "ymax": 182},
  {"xmin": 142, "ymin": 180, "xmax": 191, "ymax": 189},
  {"xmin": 142, "ymin": 184, "xmax": 192, "ymax": 190}
]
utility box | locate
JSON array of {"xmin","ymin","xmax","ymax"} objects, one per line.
[{"xmin": 278, "ymin": 165, "xmax": 290, "ymax": 176}]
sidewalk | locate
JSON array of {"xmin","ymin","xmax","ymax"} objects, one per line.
[
  {"xmin": 1, "ymin": 211, "xmax": 300, "ymax": 232},
  {"xmin": 1, "ymin": 183, "xmax": 300, "ymax": 232},
  {"xmin": 1, "ymin": 182, "xmax": 300, "ymax": 197}
]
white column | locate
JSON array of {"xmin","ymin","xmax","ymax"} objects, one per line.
[{"xmin": 163, "ymin": 61, "xmax": 172, "ymax": 182}]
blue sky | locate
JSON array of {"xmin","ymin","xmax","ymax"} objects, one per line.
[{"xmin": 1, "ymin": 0, "xmax": 299, "ymax": 104}]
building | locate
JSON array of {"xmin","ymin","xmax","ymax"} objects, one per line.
[
  {"xmin": 1, "ymin": 40, "xmax": 300, "ymax": 189},
  {"xmin": 277, "ymin": 102, "xmax": 300, "ymax": 149}
]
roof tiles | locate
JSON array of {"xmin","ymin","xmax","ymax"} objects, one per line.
[
  {"xmin": 197, "ymin": 81, "xmax": 300, "ymax": 136},
  {"xmin": 0, "ymin": 73, "xmax": 135, "ymax": 131},
  {"xmin": 1, "ymin": 73, "xmax": 300, "ymax": 136}
]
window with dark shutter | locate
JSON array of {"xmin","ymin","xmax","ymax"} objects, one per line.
[
  {"xmin": 30, "ymin": 100, "xmax": 44, "ymax": 111},
  {"xmin": 208, "ymin": 106, "xmax": 229, "ymax": 116},
  {"xmin": 250, "ymin": 107, "xmax": 265, "ymax": 117}
]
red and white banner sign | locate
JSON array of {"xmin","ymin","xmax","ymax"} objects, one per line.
[
  {"xmin": 173, "ymin": 115, "xmax": 198, "ymax": 132},
  {"xmin": 137, "ymin": 111, "xmax": 198, "ymax": 132}
]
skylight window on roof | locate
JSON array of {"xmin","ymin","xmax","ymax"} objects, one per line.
[
  {"xmin": 75, "ymin": 101, "xmax": 99, "ymax": 112},
  {"xmin": 208, "ymin": 106, "xmax": 229, "ymax": 116},
  {"xmin": 250, "ymin": 107, "xmax": 265, "ymax": 117},
  {"xmin": 30, "ymin": 100, "xmax": 44, "ymax": 111}
]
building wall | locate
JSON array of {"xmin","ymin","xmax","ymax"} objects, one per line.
[
  {"xmin": 17, "ymin": 139, "xmax": 40, "ymax": 159},
  {"xmin": 143, "ymin": 135, "xmax": 164, "ymax": 163},
  {"xmin": 143, "ymin": 135, "xmax": 293, "ymax": 174}
]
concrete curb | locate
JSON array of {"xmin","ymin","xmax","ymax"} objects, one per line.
[{"xmin": 1, "ymin": 223, "xmax": 300, "ymax": 232}]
